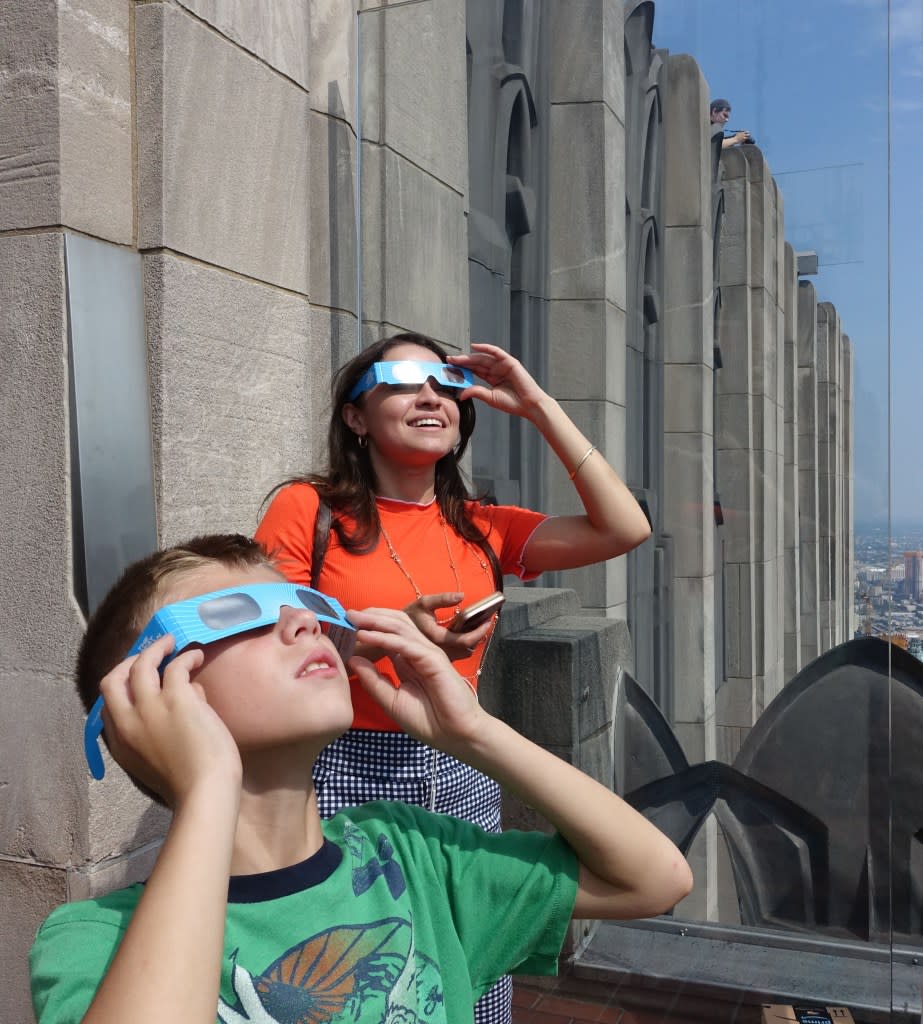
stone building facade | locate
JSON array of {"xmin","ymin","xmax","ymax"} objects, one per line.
[{"xmin": 0, "ymin": 2, "xmax": 852, "ymax": 1021}]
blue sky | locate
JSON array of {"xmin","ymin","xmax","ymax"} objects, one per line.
[{"xmin": 651, "ymin": 0, "xmax": 922, "ymax": 527}]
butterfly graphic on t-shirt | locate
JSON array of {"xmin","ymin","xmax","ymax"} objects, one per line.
[{"xmin": 346, "ymin": 830, "xmax": 406, "ymax": 900}]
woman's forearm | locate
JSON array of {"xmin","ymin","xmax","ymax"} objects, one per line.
[{"xmin": 523, "ymin": 395, "xmax": 651, "ymax": 568}]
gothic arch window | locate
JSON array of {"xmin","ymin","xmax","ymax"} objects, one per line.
[
  {"xmin": 466, "ymin": 3, "xmax": 546, "ymax": 511},
  {"xmin": 640, "ymin": 217, "xmax": 661, "ymax": 494},
  {"xmin": 507, "ymin": 91, "xmax": 526, "ymax": 181},
  {"xmin": 502, "ymin": 0, "xmax": 524, "ymax": 64},
  {"xmin": 504, "ymin": 86, "xmax": 534, "ymax": 246},
  {"xmin": 641, "ymin": 94, "xmax": 662, "ymax": 213}
]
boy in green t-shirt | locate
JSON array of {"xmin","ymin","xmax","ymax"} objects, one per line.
[{"xmin": 30, "ymin": 534, "xmax": 691, "ymax": 1024}]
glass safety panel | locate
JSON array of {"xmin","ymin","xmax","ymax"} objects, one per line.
[{"xmin": 357, "ymin": 1, "xmax": 919, "ymax": 1019}]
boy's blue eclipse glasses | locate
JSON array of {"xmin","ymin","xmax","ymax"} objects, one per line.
[
  {"xmin": 347, "ymin": 360, "xmax": 474, "ymax": 402},
  {"xmin": 83, "ymin": 583, "xmax": 356, "ymax": 780}
]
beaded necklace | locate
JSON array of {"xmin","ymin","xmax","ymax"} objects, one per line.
[
  {"xmin": 377, "ymin": 512, "xmax": 491, "ymax": 625},
  {"xmin": 377, "ymin": 505, "xmax": 498, "ymax": 810}
]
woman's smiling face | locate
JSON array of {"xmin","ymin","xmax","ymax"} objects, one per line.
[{"xmin": 341, "ymin": 343, "xmax": 463, "ymax": 469}]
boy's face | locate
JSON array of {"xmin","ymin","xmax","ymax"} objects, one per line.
[{"xmin": 163, "ymin": 564, "xmax": 355, "ymax": 756}]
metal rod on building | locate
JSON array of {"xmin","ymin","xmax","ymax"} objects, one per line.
[{"xmin": 355, "ymin": 7, "xmax": 362, "ymax": 353}]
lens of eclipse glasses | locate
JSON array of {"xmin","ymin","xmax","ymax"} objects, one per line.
[
  {"xmin": 388, "ymin": 361, "xmax": 467, "ymax": 387},
  {"xmin": 196, "ymin": 589, "xmax": 341, "ymax": 631}
]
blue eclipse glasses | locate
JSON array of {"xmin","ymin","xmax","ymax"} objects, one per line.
[
  {"xmin": 83, "ymin": 583, "xmax": 356, "ymax": 780},
  {"xmin": 347, "ymin": 360, "xmax": 474, "ymax": 402}
]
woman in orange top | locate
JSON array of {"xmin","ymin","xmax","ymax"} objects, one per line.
[{"xmin": 255, "ymin": 332, "xmax": 651, "ymax": 1024}]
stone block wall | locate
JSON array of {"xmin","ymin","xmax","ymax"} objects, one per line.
[
  {"xmin": 713, "ymin": 150, "xmax": 851, "ymax": 764},
  {"xmin": 661, "ymin": 54, "xmax": 716, "ymax": 766},
  {"xmin": 714, "ymin": 147, "xmax": 758, "ymax": 762},
  {"xmin": 797, "ymin": 280, "xmax": 822, "ymax": 666},
  {"xmin": 1, "ymin": 4, "xmax": 149, "ymax": 1016},
  {"xmin": 0, "ymin": 2, "xmax": 470, "ymax": 1021},
  {"xmin": 654, "ymin": 89, "xmax": 853, "ymax": 911},
  {"xmin": 359, "ymin": 0, "xmax": 468, "ymax": 346},
  {"xmin": 782, "ymin": 243, "xmax": 802, "ymax": 681},
  {"xmin": 651, "ymin": 51, "xmax": 852, "ymax": 770},
  {"xmin": 660, "ymin": 52, "xmax": 718, "ymax": 921},
  {"xmin": 546, "ymin": 1, "xmax": 628, "ymax": 618}
]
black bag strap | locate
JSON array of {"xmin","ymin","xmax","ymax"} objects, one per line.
[
  {"xmin": 479, "ymin": 538, "xmax": 504, "ymax": 593},
  {"xmin": 310, "ymin": 499, "xmax": 332, "ymax": 590}
]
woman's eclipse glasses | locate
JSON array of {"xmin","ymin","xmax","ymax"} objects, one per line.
[
  {"xmin": 347, "ymin": 360, "xmax": 474, "ymax": 402},
  {"xmin": 83, "ymin": 583, "xmax": 356, "ymax": 780}
]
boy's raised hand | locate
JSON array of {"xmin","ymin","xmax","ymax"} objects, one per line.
[
  {"xmin": 100, "ymin": 634, "xmax": 242, "ymax": 808},
  {"xmin": 347, "ymin": 608, "xmax": 485, "ymax": 752}
]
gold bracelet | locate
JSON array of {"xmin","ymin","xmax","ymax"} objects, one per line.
[{"xmin": 568, "ymin": 444, "xmax": 597, "ymax": 481}]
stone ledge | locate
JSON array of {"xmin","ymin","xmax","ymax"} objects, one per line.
[
  {"xmin": 482, "ymin": 586, "xmax": 632, "ymax": 782},
  {"xmin": 494, "ymin": 586, "xmax": 582, "ymax": 636},
  {"xmin": 574, "ymin": 918, "xmax": 920, "ymax": 1024}
]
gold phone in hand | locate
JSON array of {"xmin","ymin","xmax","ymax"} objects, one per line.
[{"xmin": 447, "ymin": 592, "xmax": 505, "ymax": 632}]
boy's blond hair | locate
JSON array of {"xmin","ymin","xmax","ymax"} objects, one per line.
[{"xmin": 75, "ymin": 534, "xmax": 277, "ymax": 802}]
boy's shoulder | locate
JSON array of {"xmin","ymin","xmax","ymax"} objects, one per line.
[
  {"xmin": 30, "ymin": 883, "xmax": 144, "ymax": 1020},
  {"xmin": 35, "ymin": 882, "xmax": 142, "ymax": 938}
]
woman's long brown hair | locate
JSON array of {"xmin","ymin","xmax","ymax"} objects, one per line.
[{"xmin": 263, "ymin": 333, "xmax": 501, "ymax": 580}]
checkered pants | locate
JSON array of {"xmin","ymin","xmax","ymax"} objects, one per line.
[{"xmin": 314, "ymin": 730, "xmax": 513, "ymax": 1024}]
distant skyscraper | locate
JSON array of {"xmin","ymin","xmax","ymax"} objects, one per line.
[{"xmin": 904, "ymin": 551, "xmax": 923, "ymax": 600}]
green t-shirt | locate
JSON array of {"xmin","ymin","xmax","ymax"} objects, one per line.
[{"xmin": 31, "ymin": 801, "xmax": 578, "ymax": 1024}]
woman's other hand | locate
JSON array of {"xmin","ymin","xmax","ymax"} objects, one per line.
[{"xmin": 404, "ymin": 592, "xmax": 494, "ymax": 660}]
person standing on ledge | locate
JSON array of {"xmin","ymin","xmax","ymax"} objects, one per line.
[
  {"xmin": 710, "ymin": 97, "xmax": 752, "ymax": 148},
  {"xmin": 255, "ymin": 332, "xmax": 652, "ymax": 1024}
]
